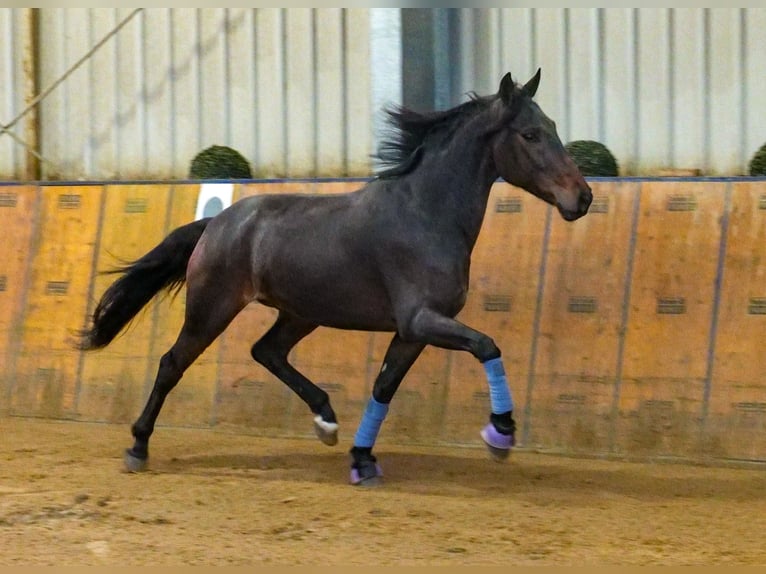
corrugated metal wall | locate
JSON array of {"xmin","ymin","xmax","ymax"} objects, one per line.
[
  {"xmin": 31, "ymin": 8, "xmax": 373, "ymax": 180},
  {"xmin": 0, "ymin": 10, "xmax": 30, "ymax": 180},
  {"xmin": 448, "ymin": 8, "xmax": 766, "ymax": 176},
  {"xmin": 1, "ymin": 8, "xmax": 765, "ymax": 180}
]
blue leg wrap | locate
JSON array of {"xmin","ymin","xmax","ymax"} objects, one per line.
[
  {"xmin": 353, "ymin": 397, "xmax": 390, "ymax": 448},
  {"xmin": 483, "ymin": 357, "xmax": 514, "ymax": 414}
]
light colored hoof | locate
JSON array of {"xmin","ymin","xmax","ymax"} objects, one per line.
[
  {"xmin": 480, "ymin": 424, "xmax": 513, "ymax": 463},
  {"xmin": 313, "ymin": 415, "xmax": 339, "ymax": 446},
  {"xmin": 353, "ymin": 474, "xmax": 383, "ymax": 487},
  {"xmin": 350, "ymin": 463, "xmax": 383, "ymax": 487},
  {"xmin": 124, "ymin": 449, "xmax": 148, "ymax": 473}
]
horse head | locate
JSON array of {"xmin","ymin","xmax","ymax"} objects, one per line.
[{"xmin": 491, "ymin": 69, "xmax": 592, "ymax": 221}]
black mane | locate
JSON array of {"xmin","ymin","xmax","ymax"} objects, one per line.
[{"xmin": 374, "ymin": 93, "xmax": 496, "ymax": 179}]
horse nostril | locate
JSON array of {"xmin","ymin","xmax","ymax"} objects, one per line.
[{"xmin": 580, "ymin": 189, "xmax": 593, "ymax": 212}]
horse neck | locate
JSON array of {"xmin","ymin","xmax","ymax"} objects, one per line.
[{"xmin": 409, "ymin": 124, "xmax": 499, "ymax": 251}]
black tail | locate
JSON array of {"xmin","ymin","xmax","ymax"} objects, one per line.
[{"xmin": 77, "ymin": 217, "xmax": 212, "ymax": 351}]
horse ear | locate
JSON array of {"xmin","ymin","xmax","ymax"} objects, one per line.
[
  {"xmin": 521, "ymin": 68, "xmax": 542, "ymax": 98},
  {"xmin": 498, "ymin": 72, "xmax": 515, "ymax": 107}
]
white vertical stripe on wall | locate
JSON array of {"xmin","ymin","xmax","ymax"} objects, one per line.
[
  {"xmin": 602, "ymin": 9, "xmax": 637, "ymax": 175},
  {"xmin": 344, "ymin": 9, "xmax": 372, "ymax": 175},
  {"xmin": 566, "ymin": 9, "xmax": 600, "ymax": 144},
  {"xmin": 370, "ymin": 7, "xmax": 401, "ymax": 169},
  {"xmin": 143, "ymin": 8, "xmax": 174, "ymax": 179},
  {"xmin": 709, "ymin": 9, "xmax": 744, "ymax": 176},
  {"xmin": 254, "ymin": 8, "xmax": 286, "ymax": 177},
  {"xmin": 94, "ymin": 9, "xmax": 120, "ymax": 180},
  {"xmin": 169, "ymin": 9, "xmax": 201, "ymax": 180},
  {"xmin": 671, "ymin": 9, "xmax": 706, "ymax": 172},
  {"xmin": 116, "ymin": 7, "xmax": 143, "ymax": 179},
  {"xmin": 225, "ymin": 8, "xmax": 257, "ymax": 174},
  {"xmin": 475, "ymin": 9, "xmax": 500, "ymax": 98},
  {"xmin": 637, "ymin": 9, "xmax": 672, "ymax": 172},
  {"xmin": 285, "ymin": 9, "xmax": 315, "ymax": 177},
  {"xmin": 39, "ymin": 8, "xmax": 64, "ymax": 179},
  {"xmin": 499, "ymin": 9, "xmax": 535, "ymax": 93},
  {"xmin": 457, "ymin": 8, "xmax": 476, "ymax": 101},
  {"xmin": 315, "ymin": 9, "xmax": 345, "ymax": 177},
  {"xmin": 534, "ymin": 9, "xmax": 568, "ymax": 142},
  {"xmin": 198, "ymin": 9, "xmax": 228, "ymax": 159},
  {"xmin": 0, "ymin": 10, "xmax": 18, "ymax": 177}
]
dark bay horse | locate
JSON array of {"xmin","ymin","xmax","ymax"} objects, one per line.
[{"xmin": 79, "ymin": 69, "xmax": 592, "ymax": 485}]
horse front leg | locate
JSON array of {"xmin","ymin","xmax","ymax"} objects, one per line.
[
  {"xmin": 349, "ymin": 334, "xmax": 425, "ymax": 486},
  {"xmin": 402, "ymin": 307, "xmax": 516, "ymax": 461}
]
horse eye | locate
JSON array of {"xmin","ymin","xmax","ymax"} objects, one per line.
[{"xmin": 522, "ymin": 131, "xmax": 539, "ymax": 142}]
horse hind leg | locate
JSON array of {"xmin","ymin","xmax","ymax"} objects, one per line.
[
  {"xmin": 125, "ymin": 278, "xmax": 248, "ymax": 472},
  {"xmin": 250, "ymin": 312, "xmax": 339, "ymax": 446}
]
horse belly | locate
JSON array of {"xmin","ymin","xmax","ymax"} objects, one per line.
[
  {"xmin": 254, "ymin": 261, "xmax": 396, "ymax": 331},
  {"xmin": 258, "ymin": 287, "xmax": 396, "ymax": 331}
]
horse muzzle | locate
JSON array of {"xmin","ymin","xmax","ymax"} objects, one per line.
[{"xmin": 557, "ymin": 185, "xmax": 592, "ymax": 221}]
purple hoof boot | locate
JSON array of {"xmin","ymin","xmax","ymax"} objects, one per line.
[
  {"xmin": 350, "ymin": 463, "xmax": 383, "ymax": 487},
  {"xmin": 480, "ymin": 423, "xmax": 514, "ymax": 462}
]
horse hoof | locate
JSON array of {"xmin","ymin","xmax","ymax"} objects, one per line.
[
  {"xmin": 481, "ymin": 423, "xmax": 514, "ymax": 463},
  {"xmin": 313, "ymin": 416, "xmax": 339, "ymax": 446},
  {"xmin": 350, "ymin": 463, "xmax": 383, "ymax": 487},
  {"xmin": 124, "ymin": 448, "xmax": 148, "ymax": 473}
]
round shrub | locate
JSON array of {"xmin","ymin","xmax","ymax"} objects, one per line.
[
  {"xmin": 564, "ymin": 140, "xmax": 619, "ymax": 177},
  {"xmin": 749, "ymin": 143, "xmax": 766, "ymax": 176},
  {"xmin": 188, "ymin": 145, "xmax": 253, "ymax": 179}
]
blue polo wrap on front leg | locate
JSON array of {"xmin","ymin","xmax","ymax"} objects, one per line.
[
  {"xmin": 353, "ymin": 396, "xmax": 390, "ymax": 448},
  {"xmin": 483, "ymin": 357, "xmax": 514, "ymax": 414}
]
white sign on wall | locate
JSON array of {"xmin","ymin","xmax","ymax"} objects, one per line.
[{"xmin": 195, "ymin": 183, "xmax": 234, "ymax": 221}]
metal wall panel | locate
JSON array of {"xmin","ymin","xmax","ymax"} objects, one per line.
[
  {"xmin": 0, "ymin": 10, "xmax": 28, "ymax": 179},
  {"xmin": 453, "ymin": 8, "xmax": 766, "ymax": 176},
  {"xmin": 3, "ymin": 8, "xmax": 765, "ymax": 180},
  {"xmin": 30, "ymin": 8, "xmax": 373, "ymax": 181}
]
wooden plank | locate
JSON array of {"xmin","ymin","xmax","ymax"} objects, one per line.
[
  {"xmin": 0, "ymin": 185, "xmax": 39, "ymax": 411},
  {"xmin": 528, "ymin": 181, "xmax": 639, "ymax": 452},
  {"xmin": 616, "ymin": 180, "xmax": 726, "ymax": 456},
  {"xmin": 707, "ymin": 181, "xmax": 766, "ymax": 460},
  {"xmin": 77, "ymin": 184, "xmax": 172, "ymax": 423},
  {"xmin": 11, "ymin": 185, "xmax": 104, "ymax": 417}
]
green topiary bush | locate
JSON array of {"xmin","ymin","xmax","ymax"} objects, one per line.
[
  {"xmin": 564, "ymin": 140, "xmax": 619, "ymax": 177},
  {"xmin": 749, "ymin": 143, "xmax": 766, "ymax": 176},
  {"xmin": 188, "ymin": 145, "xmax": 253, "ymax": 179}
]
